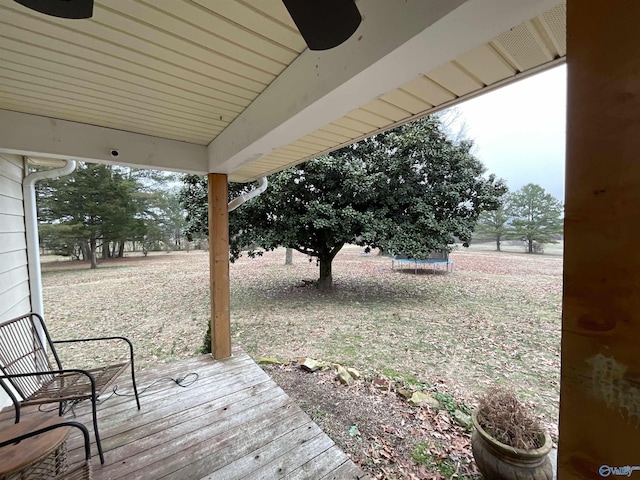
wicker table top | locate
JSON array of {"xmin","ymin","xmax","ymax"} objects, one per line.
[{"xmin": 0, "ymin": 415, "xmax": 71, "ymax": 476}]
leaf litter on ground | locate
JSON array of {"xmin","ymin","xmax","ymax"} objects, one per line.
[{"xmin": 41, "ymin": 244, "xmax": 562, "ymax": 478}]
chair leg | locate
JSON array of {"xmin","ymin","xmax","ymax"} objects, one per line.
[
  {"xmin": 91, "ymin": 395, "xmax": 105, "ymax": 464},
  {"xmin": 130, "ymin": 361, "xmax": 141, "ymax": 410}
]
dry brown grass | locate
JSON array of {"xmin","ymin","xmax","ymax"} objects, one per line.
[{"xmin": 42, "ymin": 245, "xmax": 561, "ymax": 430}]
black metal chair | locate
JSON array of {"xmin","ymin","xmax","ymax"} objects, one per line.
[{"xmin": 0, "ymin": 312, "xmax": 140, "ymax": 464}]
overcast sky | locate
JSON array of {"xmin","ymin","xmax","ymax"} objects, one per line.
[{"xmin": 452, "ymin": 65, "xmax": 566, "ymax": 202}]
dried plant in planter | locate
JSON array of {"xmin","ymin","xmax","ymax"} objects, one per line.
[
  {"xmin": 472, "ymin": 386, "xmax": 552, "ymax": 480},
  {"xmin": 475, "ymin": 386, "xmax": 545, "ymax": 450}
]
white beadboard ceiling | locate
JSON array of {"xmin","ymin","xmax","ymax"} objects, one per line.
[{"xmin": 0, "ymin": 0, "xmax": 565, "ymax": 182}]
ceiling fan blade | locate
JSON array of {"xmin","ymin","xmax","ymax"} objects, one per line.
[
  {"xmin": 282, "ymin": 0, "xmax": 361, "ymax": 51},
  {"xmin": 13, "ymin": 0, "xmax": 93, "ymax": 19}
]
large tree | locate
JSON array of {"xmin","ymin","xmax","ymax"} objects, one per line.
[
  {"xmin": 474, "ymin": 193, "xmax": 513, "ymax": 251},
  {"xmin": 180, "ymin": 174, "xmax": 210, "ymax": 240},
  {"xmin": 38, "ymin": 163, "xmax": 144, "ymax": 268},
  {"xmin": 181, "ymin": 160, "xmax": 379, "ymax": 291},
  {"xmin": 232, "ymin": 157, "xmax": 381, "ymax": 291},
  {"xmin": 349, "ymin": 117, "xmax": 507, "ymax": 258},
  {"xmin": 182, "ymin": 116, "xmax": 506, "ymax": 290},
  {"xmin": 39, "ymin": 165, "xmax": 183, "ymax": 263},
  {"xmin": 136, "ymin": 188, "xmax": 187, "ymax": 253},
  {"xmin": 509, "ymin": 183, "xmax": 563, "ymax": 253}
]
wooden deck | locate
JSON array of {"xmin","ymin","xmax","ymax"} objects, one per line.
[{"xmin": 2, "ymin": 348, "xmax": 367, "ymax": 479}]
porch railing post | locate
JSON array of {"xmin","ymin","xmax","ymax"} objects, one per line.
[
  {"xmin": 560, "ymin": 1, "xmax": 640, "ymax": 477},
  {"xmin": 208, "ymin": 173, "xmax": 231, "ymax": 359}
]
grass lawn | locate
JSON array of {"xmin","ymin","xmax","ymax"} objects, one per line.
[
  {"xmin": 42, "ymin": 244, "xmax": 562, "ymax": 431},
  {"xmin": 43, "ymin": 246, "xmax": 562, "ymax": 422}
]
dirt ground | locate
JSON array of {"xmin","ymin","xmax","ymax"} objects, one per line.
[
  {"xmin": 263, "ymin": 362, "xmax": 481, "ymax": 479},
  {"xmin": 41, "ymin": 245, "xmax": 562, "ymax": 479}
]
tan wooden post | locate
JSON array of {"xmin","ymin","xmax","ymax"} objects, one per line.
[
  {"xmin": 208, "ymin": 173, "xmax": 231, "ymax": 359},
  {"xmin": 560, "ymin": 1, "xmax": 640, "ymax": 477}
]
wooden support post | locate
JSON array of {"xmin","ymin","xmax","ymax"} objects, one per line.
[
  {"xmin": 560, "ymin": 1, "xmax": 640, "ymax": 478},
  {"xmin": 208, "ymin": 173, "xmax": 231, "ymax": 359}
]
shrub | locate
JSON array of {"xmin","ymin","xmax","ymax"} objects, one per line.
[{"xmin": 200, "ymin": 321, "xmax": 211, "ymax": 354}]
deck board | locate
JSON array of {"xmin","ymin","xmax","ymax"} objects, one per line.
[
  {"xmin": 34, "ymin": 347, "xmax": 369, "ymax": 479},
  {"xmin": 281, "ymin": 445, "xmax": 353, "ymax": 480},
  {"xmin": 199, "ymin": 422, "xmax": 330, "ymax": 480}
]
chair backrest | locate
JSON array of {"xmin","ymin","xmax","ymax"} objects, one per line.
[{"xmin": 0, "ymin": 313, "xmax": 61, "ymax": 401}]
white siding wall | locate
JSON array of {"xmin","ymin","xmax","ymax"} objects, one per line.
[{"xmin": 0, "ymin": 152, "xmax": 30, "ymax": 408}]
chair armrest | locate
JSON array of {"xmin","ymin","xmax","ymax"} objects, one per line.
[
  {"xmin": 53, "ymin": 336, "xmax": 135, "ymax": 361},
  {"xmin": 0, "ymin": 421, "xmax": 91, "ymax": 461},
  {"xmin": 54, "ymin": 335, "xmax": 134, "ymax": 347},
  {"xmin": 54, "ymin": 336, "xmax": 134, "ymax": 352}
]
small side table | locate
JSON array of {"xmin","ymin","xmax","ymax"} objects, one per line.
[{"xmin": 0, "ymin": 415, "xmax": 71, "ymax": 480}]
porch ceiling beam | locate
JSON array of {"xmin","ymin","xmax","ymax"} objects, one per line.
[
  {"xmin": 0, "ymin": 109, "xmax": 208, "ymax": 173},
  {"xmin": 208, "ymin": 0, "xmax": 562, "ymax": 177}
]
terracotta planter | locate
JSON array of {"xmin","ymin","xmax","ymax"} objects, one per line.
[{"xmin": 471, "ymin": 411, "xmax": 553, "ymax": 480}]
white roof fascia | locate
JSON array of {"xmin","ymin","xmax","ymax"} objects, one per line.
[
  {"xmin": 0, "ymin": 110, "xmax": 208, "ymax": 173},
  {"xmin": 208, "ymin": 0, "xmax": 562, "ymax": 177}
]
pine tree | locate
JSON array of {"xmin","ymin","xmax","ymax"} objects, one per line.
[{"xmin": 510, "ymin": 184, "xmax": 563, "ymax": 253}]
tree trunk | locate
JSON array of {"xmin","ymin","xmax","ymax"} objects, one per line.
[
  {"xmin": 528, "ymin": 239, "xmax": 534, "ymax": 253},
  {"xmin": 90, "ymin": 235, "xmax": 97, "ymax": 269},
  {"xmin": 79, "ymin": 239, "xmax": 90, "ymax": 261},
  {"xmin": 317, "ymin": 256, "xmax": 333, "ymax": 291},
  {"xmin": 285, "ymin": 247, "xmax": 293, "ymax": 265},
  {"xmin": 117, "ymin": 241, "xmax": 125, "ymax": 258},
  {"xmin": 496, "ymin": 236, "xmax": 501, "ymax": 252}
]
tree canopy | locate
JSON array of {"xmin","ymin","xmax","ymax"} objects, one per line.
[
  {"xmin": 509, "ymin": 183, "xmax": 563, "ymax": 253},
  {"xmin": 350, "ymin": 117, "xmax": 507, "ymax": 258},
  {"xmin": 474, "ymin": 184, "xmax": 564, "ymax": 253},
  {"xmin": 38, "ymin": 163, "xmax": 183, "ymax": 267},
  {"xmin": 182, "ymin": 116, "xmax": 507, "ymax": 290},
  {"xmin": 38, "ymin": 163, "xmax": 139, "ymax": 268},
  {"xmin": 474, "ymin": 193, "xmax": 513, "ymax": 251}
]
